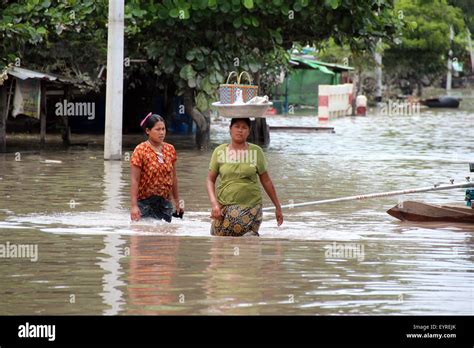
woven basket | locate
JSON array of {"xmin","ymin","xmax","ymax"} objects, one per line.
[
  {"xmin": 219, "ymin": 71, "xmax": 258, "ymax": 104},
  {"xmin": 211, "ymin": 102, "xmax": 273, "ymax": 118}
]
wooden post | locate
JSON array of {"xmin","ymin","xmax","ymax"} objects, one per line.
[
  {"xmin": 261, "ymin": 118, "xmax": 270, "ymax": 146},
  {"xmin": 0, "ymin": 85, "xmax": 7, "ymax": 152},
  {"xmin": 40, "ymin": 82, "xmax": 46, "ymax": 146},
  {"xmin": 61, "ymin": 86, "xmax": 71, "ymax": 146},
  {"xmin": 249, "ymin": 118, "xmax": 270, "ymax": 147}
]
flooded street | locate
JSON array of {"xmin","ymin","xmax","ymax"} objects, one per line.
[{"xmin": 0, "ymin": 103, "xmax": 473, "ymax": 315}]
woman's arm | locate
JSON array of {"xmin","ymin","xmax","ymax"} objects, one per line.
[
  {"xmin": 172, "ymin": 165, "xmax": 182, "ymax": 213},
  {"xmin": 206, "ymin": 170, "xmax": 222, "ymax": 219},
  {"xmin": 259, "ymin": 171, "xmax": 283, "ymax": 226},
  {"xmin": 130, "ymin": 165, "xmax": 141, "ymax": 221}
]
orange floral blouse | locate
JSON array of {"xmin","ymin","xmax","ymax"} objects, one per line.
[{"xmin": 130, "ymin": 141, "xmax": 177, "ymax": 200}]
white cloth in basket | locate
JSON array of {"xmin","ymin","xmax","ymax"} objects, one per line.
[{"xmin": 246, "ymin": 96, "xmax": 269, "ymax": 104}]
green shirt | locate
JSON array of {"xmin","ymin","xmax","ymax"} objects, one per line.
[{"xmin": 209, "ymin": 143, "xmax": 267, "ymax": 207}]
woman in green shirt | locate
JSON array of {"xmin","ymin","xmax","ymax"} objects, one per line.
[{"xmin": 206, "ymin": 118, "xmax": 283, "ymax": 236}]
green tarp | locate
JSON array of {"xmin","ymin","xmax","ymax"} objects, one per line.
[
  {"xmin": 285, "ymin": 69, "xmax": 335, "ymax": 107},
  {"xmin": 274, "ymin": 57, "xmax": 353, "ymax": 108},
  {"xmin": 283, "ymin": 57, "xmax": 341, "ymax": 107}
]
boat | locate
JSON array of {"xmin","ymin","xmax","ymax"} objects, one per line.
[
  {"xmin": 421, "ymin": 96, "xmax": 461, "ymax": 108},
  {"xmin": 387, "ymin": 201, "xmax": 474, "ymax": 223}
]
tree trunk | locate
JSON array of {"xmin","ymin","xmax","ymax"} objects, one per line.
[
  {"xmin": 249, "ymin": 118, "xmax": 270, "ymax": 147},
  {"xmin": 40, "ymin": 82, "xmax": 46, "ymax": 146},
  {"xmin": 0, "ymin": 85, "xmax": 7, "ymax": 153},
  {"xmin": 61, "ymin": 86, "xmax": 72, "ymax": 146},
  {"xmin": 351, "ymin": 68, "xmax": 361, "ymax": 116},
  {"xmin": 416, "ymin": 81, "xmax": 423, "ymax": 98},
  {"xmin": 183, "ymin": 88, "xmax": 210, "ymax": 149},
  {"xmin": 163, "ymin": 83, "xmax": 175, "ymax": 126}
]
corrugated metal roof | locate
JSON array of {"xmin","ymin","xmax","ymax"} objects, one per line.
[
  {"xmin": 8, "ymin": 67, "xmax": 59, "ymax": 81},
  {"xmin": 290, "ymin": 56, "xmax": 354, "ymax": 72},
  {"xmin": 290, "ymin": 58, "xmax": 335, "ymax": 75},
  {"xmin": 313, "ymin": 59, "xmax": 355, "ymax": 71}
]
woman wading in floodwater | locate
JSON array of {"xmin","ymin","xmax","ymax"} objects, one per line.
[
  {"xmin": 206, "ymin": 118, "xmax": 283, "ymax": 236},
  {"xmin": 130, "ymin": 113, "xmax": 183, "ymax": 222}
]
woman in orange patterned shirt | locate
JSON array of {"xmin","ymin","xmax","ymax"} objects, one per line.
[{"xmin": 130, "ymin": 113, "xmax": 183, "ymax": 222}]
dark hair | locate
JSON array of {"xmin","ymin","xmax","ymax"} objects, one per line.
[
  {"xmin": 141, "ymin": 113, "xmax": 166, "ymax": 132},
  {"xmin": 230, "ymin": 118, "xmax": 251, "ymax": 129}
]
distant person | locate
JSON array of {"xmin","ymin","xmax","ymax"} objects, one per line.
[
  {"xmin": 130, "ymin": 113, "xmax": 183, "ymax": 222},
  {"xmin": 206, "ymin": 117, "xmax": 283, "ymax": 236}
]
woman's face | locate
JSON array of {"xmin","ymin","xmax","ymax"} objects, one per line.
[
  {"xmin": 146, "ymin": 121, "xmax": 166, "ymax": 144},
  {"xmin": 230, "ymin": 120, "xmax": 250, "ymax": 143}
]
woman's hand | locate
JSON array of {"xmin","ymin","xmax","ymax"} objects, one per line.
[
  {"xmin": 259, "ymin": 172, "xmax": 283, "ymax": 227},
  {"xmin": 131, "ymin": 205, "xmax": 141, "ymax": 221},
  {"xmin": 174, "ymin": 198, "xmax": 184, "ymax": 215},
  {"xmin": 130, "ymin": 165, "xmax": 141, "ymax": 222},
  {"xmin": 275, "ymin": 207, "xmax": 283, "ymax": 226},
  {"xmin": 211, "ymin": 203, "xmax": 223, "ymax": 220},
  {"xmin": 206, "ymin": 171, "xmax": 221, "ymax": 220}
]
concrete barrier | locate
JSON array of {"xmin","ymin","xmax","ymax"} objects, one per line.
[
  {"xmin": 318, "ymin": 84, "xmax": 353, "ymax": 121},
  {"xmin": 356, "ymin": 95, "xmax": 367, "ymax": 116}
]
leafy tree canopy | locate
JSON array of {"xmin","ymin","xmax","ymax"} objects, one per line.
[
  {"xmin": 1, "ymin": 0, "xmax": 399, "ymax": 146},
  {"xmin": 383, "ymin": 0, "xmax": 466, "ymax": 93}
]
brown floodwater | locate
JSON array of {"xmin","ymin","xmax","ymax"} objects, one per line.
[{"xmin": 0, "ymin": 101, "xmax": 473, "ymax": 315}]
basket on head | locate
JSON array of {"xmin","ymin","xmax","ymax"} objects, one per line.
[{"xmin": 219, "ymin": 71, "xmax": 258, "ymax": 104}]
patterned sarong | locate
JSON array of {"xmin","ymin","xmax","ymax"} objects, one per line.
[{"xmin": 211, "ymin": 204, "xmax": 262, "ymax": 237}]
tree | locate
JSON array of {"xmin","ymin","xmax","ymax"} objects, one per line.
[
  {"xmin": 448, "ymin": 0, "xmax": 474, "ymax": 32},
  {"xmin": 314, "ymin": 38, "xmax": 381, "ymax": 100},
  {"xmin": 383, "ymin": 0, "xmax": 466, "ymax": 96},
  {"xmin": 449, "ymin": 0, "xmax": 474, "ymax": 73},
  {"xmin": 125, "ymin": 0, "xmax": 399, "ymax": 148},
  {"xmin": 1, "ymin": 0, "xmax": 399, "ymax": 148},
  {"xmin": 0, "ymin": 0, "xmax": 109, "ymax": 88}
]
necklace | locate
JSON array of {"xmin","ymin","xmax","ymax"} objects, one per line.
[
  {"xmin": 147, "ymin": 140, "xmax": 165, "ymax": 163},
  {"xmin": 147, "ymin": 140, "xmax": 163, "ymax": 152}
]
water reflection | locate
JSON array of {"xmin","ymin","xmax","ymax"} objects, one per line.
[
  {"xmin": 99, "ymin": 234, "xmax": 126, "ymax": 315},
  {"xmin": 123, "ymin": 236, "xmax": 285, "ymax": 315},
  {"xmin": 127, "ymin": 236, "xmax": 181, "ymax": 315},
  {"xmin": 98, "ymin": 161, "xmax": 126, "ymax": 315},
  {"xmin": 202, "ymin": 238, "xmax": 283, "ymax": 315}
]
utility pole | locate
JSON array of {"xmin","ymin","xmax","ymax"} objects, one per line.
[
  {"xmin": 104, "ymin": 0, "xmax": 124, "ymax": 160},
  {"xmin": 467, "ymin": 28, "xmax": 474, "ymax": 74},
  {"xmin": 374, "ymin": 39, "xmax": 383, "ymax": 103},
  {"xmin": 446, "ymin": 25, "xmax": 454, "ymax": 93}
]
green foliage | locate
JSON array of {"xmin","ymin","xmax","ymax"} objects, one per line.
[
  {"xmin": 126, "ymin": 0, "xmax": 398, "ymax": 111},
  {"xmin": 448, "ymin": 0, "xmax": 474, "ymax": 32},
  {"xmin": 1, "ymin": 0, "xmax": 398, "ymax": 110},
  {"xmin": 384, "ymin": 0, "xmax": 466, "ymax": 87},
  {"xmin": 315, "ymin": 38, "xmax": 377, "ymax": 71},
  {"xmin": 0, "ymin": 0, "xmax": 109, "ymax": 89}
]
